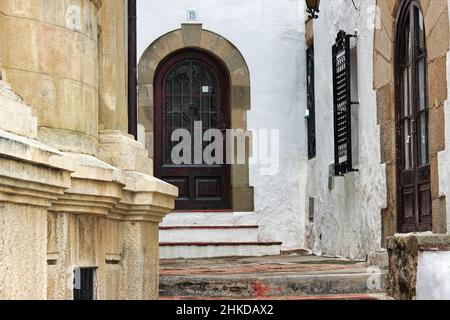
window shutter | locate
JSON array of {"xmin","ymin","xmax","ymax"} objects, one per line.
[{"xmin": 332, "ymin": 30, "xmax": 356, "ymax": 176}]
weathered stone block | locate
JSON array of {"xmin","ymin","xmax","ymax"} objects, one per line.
[
  {"xmin": 427, "ymin": 9, "xmax": 449, "ymax": 62},
  {"xmin": 181, "ymin": 23, "xmax": 202, "ymax": 47},
  {"xmin": 387, "ymin": 233, "xmax": 450, "ymax": 300}
]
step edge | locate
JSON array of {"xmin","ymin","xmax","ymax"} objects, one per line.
[
  {"xmin": 160, "ymin": 225, "xmax": 259, "ymax": 230},
  {"xmin": 160, "ymin": 242, "xmax": 283, "ymax": 247}
]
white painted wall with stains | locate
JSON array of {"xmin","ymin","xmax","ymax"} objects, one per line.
[
  {"xmin": 417, "ymin": 250, "xmax": 450, "ymax": 300},
  {"xmin": 137, "ymin": 0, "xmax": 308, "ymax": 250},
  {"xmin": 305, "ymin": 0, "xmax": 387, "ymax": 260}
]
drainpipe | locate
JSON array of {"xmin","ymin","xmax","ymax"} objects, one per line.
[{"xmin": 128, "ymin": 0, "xmax": 138, "ymax": 140}]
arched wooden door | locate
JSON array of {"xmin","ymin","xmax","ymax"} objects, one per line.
[
  {"xmin": 154, "ymin": 50, "xmax": 231, "ymax": 211},
  {"xmin": 395, "ymin": 0, "xmax": 432, "ymax": 233}
]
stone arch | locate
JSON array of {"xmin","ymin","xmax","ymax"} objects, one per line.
[
  {"xmin": 138, "ymin": 24, "xmax": 254, "ymax": 212},
  {"xmin": 374, "ymin": 0, "xmax": 449, "ymax": 242}
]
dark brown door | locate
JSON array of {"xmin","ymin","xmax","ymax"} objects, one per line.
[
  {"xmin": 154, "ymin": 50, "xmax": 231, "ymax": 211},
  {"xmin": 396, "ymin": 1, "xmax": 432, "ymax": 233}
]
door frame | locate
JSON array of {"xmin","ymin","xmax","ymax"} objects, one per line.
[
  {"xmin": 394, "ymin": 0, "xmax": 432, "ymax": 233},
  {"xmin": 153, "ymin": 48, "xmax": 232, "ymax": 211}
]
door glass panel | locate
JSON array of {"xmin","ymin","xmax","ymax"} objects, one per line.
[
  {"xmin": 418, "ymin": 58, "xmax": 427, "ymax": 111},
  {"xmin": 419, "ymin": 111, "xmax": 429, "ymax": 166},
  {"xmin": 163, "ymin": 59, "xmax": 219, "ymax": 165},
  {"xmin": 403, "ymin": 67, "xmax": 411, "ymax": 117},
  {"xmin": 416, "ymin": 7, "xmax": 426, "ymax": 54},
  {"xmin": 404, "ymin": 15, "xmax": 411, "ymax": 64},
  {"xmin": 404, "ymin": 119, "xmax": 412, "ymax": 169}
]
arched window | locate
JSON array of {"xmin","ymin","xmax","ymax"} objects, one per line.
[{"xmin": 396, "ymin": 0, "xmax": 432, "ymax": 233}]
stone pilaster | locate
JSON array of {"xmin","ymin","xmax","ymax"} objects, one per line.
[
  {"xmin": 98, "ymin": 0, "xmax": 128, "ymax": 133},
  {"xmin": 99, "ymin": 132, "xmax": 178, "ymax": 300},
  {"xmin": 46, "ymin": 154, "xmax": 124, "ymax": 300}
]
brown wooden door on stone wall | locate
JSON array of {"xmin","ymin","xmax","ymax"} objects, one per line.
[
  {"xmin": 396, "ymin": 1, "xmax": 432, "ymax": 233},
  {"xmin": 154, "ymin": 50, "xmax": 231, "ymax": 211}
]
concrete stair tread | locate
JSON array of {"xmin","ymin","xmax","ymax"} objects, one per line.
[
  {"xmin": 160, "ymin": 242, "xmax": 282, "ymax": 246},
  {"xmin": 160, "ymin": 242, "xmax": 282, "ymax": 259},
  {"xmin": 160, "ymin": 212, "xmax": 276, "ymax": 259},
  {"xmin": 160, "ymin": 293, "xmax": 391, "ymax": 300},
  {"xmin": 160, "ymin": 225, "xmax": 259, "ymax": 230},
  {"xmin": 161, "ymin": 211, "xmax": 258, "ymax": 227},
  {"xmin": 160, "ymin": 255, "xmax": 387, "ymax": 298},
  {"xmin": 160, "ymin": 271, "xmax": 387, "ymax": 297}
]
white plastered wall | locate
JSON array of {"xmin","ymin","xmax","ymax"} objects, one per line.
[
  {"xmin": 137, "ymin": 0, "xmax": 308, "ymax": 249},
  {"xmin": 307, "ymin": 0, "xmax": 387, "ymax": 259}
]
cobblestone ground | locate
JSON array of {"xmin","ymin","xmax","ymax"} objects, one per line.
[{"xmin": 160, "ymin": 254, "xmax": 390, "ymax": 300}]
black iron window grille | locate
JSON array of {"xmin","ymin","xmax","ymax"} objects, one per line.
[
  {"xmin": 306, "ymin": 46, "xmax": 316, "ymax": 160},
  {"xmin": 332, "ymin": 30, "xmax": 358, "ymax": 176}
]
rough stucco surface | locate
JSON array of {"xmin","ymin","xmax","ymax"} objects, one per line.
[
  {"xmin": 137, "ymin": 0, "xmax": 308, "ymax": 249},
  {"xmin": 308, "ymin": 0, "xmax": 386, "ymax": 259},
  {"xmin": 0, "ymin": 204, "xmax": 47, "ymax": 300},
  {"xmin": 417, "ymin": 251, "xmax": 450, "ymax": 300}
]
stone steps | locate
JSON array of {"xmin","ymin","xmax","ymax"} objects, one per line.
[
  {"xmin": 160, "ymin": 293, "xmax": 392, "ymax": 300},
  {"xmin": 160, "ymin": 212, "xmax": 283, "ymax": 259},
  {"xmin": 160, "ymin": 225, "xmax": 259, "ymax": 243},
  {"xmin": 160, "ymin": 255, "xmax": 388, "ymax": 299},
  {"xmin": 161, "ymin": 211, "xmax": 257, "ymax": 227},
  {"xmin": 160, "ymin": 270, "xmax": 387, "ymax": 298},
  {"xmin": 160, "ymin": 242, "xmax": 282, "ymax": 260}
]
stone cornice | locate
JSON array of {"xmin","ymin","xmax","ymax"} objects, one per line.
[
  {"xmin": 110, "ymin": 171, "xmax": 178, "ymax": 223},
  {"xmin": 0, "ymin": 131, "xmax": 73, "ymax": 208},
  {"xmin": 48, "ymin": 153, "xmax": 124, "ymax": 216}
]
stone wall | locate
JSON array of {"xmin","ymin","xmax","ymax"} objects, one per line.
[
  {"xmin": 0, "ymin": 0, "xmax": 178, "ymax": 300},
  {"xmin": 375, "ymin": 0, "xmax": 449, "ymax": 241},
  {"xmin": 0, "ymin": 0, "xmax": 100, "ymax": 155},
  {"xmin": 98, "ymin": 0, "xmax": 128, "ymax": 133},
  {"xmin": 388, "ymin": 233, "xmax": 450, "ymax": 300}
]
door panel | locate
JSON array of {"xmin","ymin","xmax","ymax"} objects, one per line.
[
  {"xmin": 396, "ymin": 2, "xmax": 432, "ymax": 233},
  {"xmin": 154, "ymin": 50, "xmax": 231, "ymax": 211}
]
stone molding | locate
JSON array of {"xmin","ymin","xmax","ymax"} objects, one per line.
[
  {"xmin": 138, "ymin": 24, "xmax": 254, "ymax": 211},
  {"xmin": 374, "ymin": 0, "xmax": 449, "ymax": 240},
  {"xmin": 0, "ymin": 82, "xmax": 74, "ymax": 208},
  {"xmin": 98, "ymin": 130, "xmax": 153, "ymax": 176},
  {"xmin": 112, "ymin": 171, "xmax": 178, "ymax": 223},
  {"xmin": 0, "ymin": 81, "xmax": 178, "ymax": 221},
  {"xmin": 97, "ymin": 130, "xmax": 177, "ymax": 222},
  {"xmin": 47, "ymin": 152, "xmax": 177, "ymax": 221},
  {"xmin": 0, "ymin": 136, "xmax": 72, "ymax": 208}
]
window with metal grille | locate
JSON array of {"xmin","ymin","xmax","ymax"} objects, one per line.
[
  {"xmin": 73, "ymin": 267, "xmax": 97, "ymax": 300},
  {"xmin": 306, "ymin": 45, "xmax": 316, "ymax": 160},
  {"xmin": 332, "ymin": 30, "xmax": 358, "ymax": 176}
]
